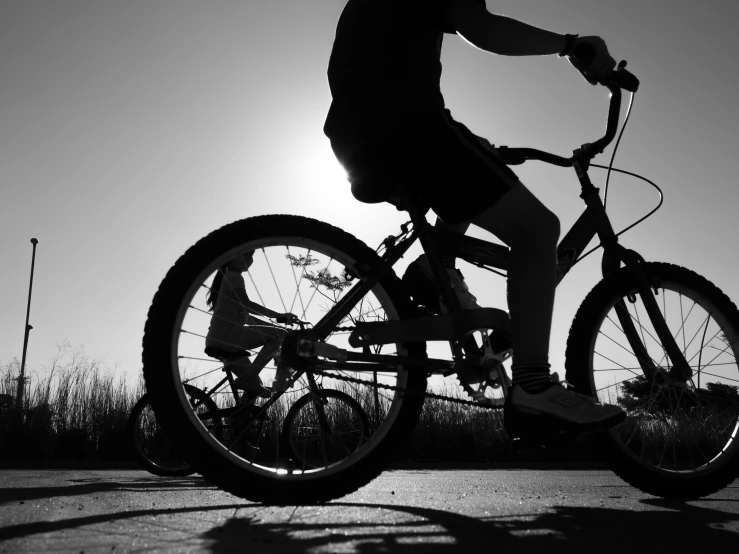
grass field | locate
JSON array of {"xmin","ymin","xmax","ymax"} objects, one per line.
[{"xmin": 0, "ymin": 347, "xmax": 525, "ymax": 463}]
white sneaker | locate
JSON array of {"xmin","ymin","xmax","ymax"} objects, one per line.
[
  {"xmin": 232, "ymin": 372, "xmax": 271, "ymax": 398},
  {"xmin": 504, "ymin": 384, "xmax": 626, "ymax": 437}
]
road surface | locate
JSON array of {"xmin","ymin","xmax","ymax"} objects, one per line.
[{"xmin": 1, "ymin": 466, "xmax": 737, "ymax": 552}]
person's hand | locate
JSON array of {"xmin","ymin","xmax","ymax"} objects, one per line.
[{"xmin": 567, "ymin": 36, "xmax": 616, "ymax": 85}]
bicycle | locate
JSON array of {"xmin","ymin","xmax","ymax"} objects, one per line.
[
  {"xmin": 141, "ymin": 62, "xmax": 739, "ymax": 503},
  {"xmin": 129, "ymin": 346, "xmax": 366, "ymax": 476}
]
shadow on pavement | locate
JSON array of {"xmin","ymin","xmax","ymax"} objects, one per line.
[
  {"xmin": 1, "ymin": 474, "xmax": 737, "ymax": 551},
  {"xmin": 0, "ymin": 502, "xmax": 255, "ymax": 543},
  {"xmin": 0, "ymin": 474, "xmax": 213, "ymax": 506},
  {"xmin": 200, "ymin": 499, "xmax": 739, "ymax": 553}
]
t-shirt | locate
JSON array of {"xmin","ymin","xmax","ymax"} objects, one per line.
[{"xmin": 323, "ymin": 0, "xmax": 486, "ymax": 165}]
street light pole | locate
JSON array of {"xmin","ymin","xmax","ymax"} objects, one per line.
[{"xmin": 17, "ymin": 238, "xmax": 38, "ymax": 411}]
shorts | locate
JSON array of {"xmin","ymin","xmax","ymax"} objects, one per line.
[{"xmin": 344, "ymin": 110, "xmax": 519, "ymax": 224}]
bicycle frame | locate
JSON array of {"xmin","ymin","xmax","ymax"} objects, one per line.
[{"xmin": 301, "ymin": 79, "xmax": 691, "ymax": 385}]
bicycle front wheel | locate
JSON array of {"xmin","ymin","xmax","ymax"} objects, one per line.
[
  {"xmin": 142, "ymin": 215, "xmax": 427, "ymax": 503},
  {"xmin": 282, "ymin": 389, "xmax": 370, "ymax": 470},
  {"xmin": 566, "ymin": 262, "xmax": 739, "ymax": 498}
]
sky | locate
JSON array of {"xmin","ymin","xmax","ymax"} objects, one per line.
[{"xmin": 1, "ymin": 0, "xmax": 738, "ymax": 387}]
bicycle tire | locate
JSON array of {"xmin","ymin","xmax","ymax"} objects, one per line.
[
  {"xmin": 142, "ymin": 214, "xmax": 428, "ymax": 503},
  {"xmin": 566, "ymin": 262, "xmax": 739, "ymax": 498},
  {"xmin": 282, "ymin": 389, "xmax": 370, "ymax": 470},
  {"xmin": 127, "ymin": 384, "xmax": 217, "ymax": 477}
]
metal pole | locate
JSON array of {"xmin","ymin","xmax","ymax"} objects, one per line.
[{"xmin": 17, "ymin": 238, "xmax": 38, "ymax": 411}]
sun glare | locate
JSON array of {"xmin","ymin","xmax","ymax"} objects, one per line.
[
  {"xmin": 288, "ymin": 136, "xmax": 409, "ymax": 249},
  {"xmin": 305, "ymin": 143, "xmax": 349, "ymax": 189},
  {"xmin": 293, "ymin": 141, "xmax": 355, "ymax": 217}
]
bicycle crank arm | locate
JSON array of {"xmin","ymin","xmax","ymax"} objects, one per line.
[{"xmin": 348, "ymin": 308, "xmax": 511, "ymax": 347}]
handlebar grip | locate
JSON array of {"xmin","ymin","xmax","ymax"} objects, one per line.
[{"xmin": 604, "ymin": 67, "xmax": 640, "ymax": 92}]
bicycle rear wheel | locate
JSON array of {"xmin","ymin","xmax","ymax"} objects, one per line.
[
  {"xmin": 142, "ymin": 215, "xmax": 427, "ymax": 503},
  {"xmin": 566, "ymin": 262, "xmax": 739, "ymax": 498},
  {"xmin": 127, "ymin": 384, "xmax": 216, "ymax": 477}
]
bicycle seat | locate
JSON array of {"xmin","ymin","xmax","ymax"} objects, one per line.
[
  {"xmin": 350, "ymin": 167, "xmax": 429, "ymax": 214},
  {"xmin": 204, "ymin": 346, "xmax": 250, "ymax": 362}
]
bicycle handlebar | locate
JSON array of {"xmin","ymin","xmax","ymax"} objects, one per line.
[{"xmin": 497, "ymin": 62, "xmax": 638, "ymax": 168}]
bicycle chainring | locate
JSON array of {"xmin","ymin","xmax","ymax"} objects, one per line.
[{"xmin": 455, "ymin": 330, "xmax": 512, "ymax": 407}]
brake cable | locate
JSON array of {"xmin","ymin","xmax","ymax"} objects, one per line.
[
  {"xmin": 571, "ymin": 91, "xmax": 664, "ymax": 268},
  {"xmin": 603, "ymin": 91, "xmax": 635, "ymax": 209}
]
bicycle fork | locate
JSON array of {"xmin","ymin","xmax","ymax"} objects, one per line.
[{"xmin": 616, "ymin": 248, "xmax": 692, "ymax": 382}]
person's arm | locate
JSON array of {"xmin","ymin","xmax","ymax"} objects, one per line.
[
  {"xmin": 234, "ymin": 289, "xmax": 297, "ymax": 323},
  {"xmin": 446, "ymin": 0, "xmax": 615, "ymax": 82},
  {"xmin": 447, "ymin": 0, "xmax": 565, "ymax": 56}
]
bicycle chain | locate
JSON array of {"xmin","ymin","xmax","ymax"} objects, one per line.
[{"xmin": 310, "ymin": 329, "xmax": 503, "ymax": 411}]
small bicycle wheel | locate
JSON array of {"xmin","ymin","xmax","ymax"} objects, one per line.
[
  {"xmin": 142, "ymin": 215, "xmax": 427, "ymax": 503},
  {"xmin": 566, "ymin": 262, "xmax": 739, "ymax": 498},
  {"xmin": 282, "ymin": 389, "xmax": 370, "ymax": 470},
  {"xmin": 127, "ymin": 384, "xmax": 217, "ymax": 477}
]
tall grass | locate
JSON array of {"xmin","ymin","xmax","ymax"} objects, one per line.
[
  {"xmin": 0, "ymin": 345, "xmax": 142, "ymax": 459},
  {"xmin": 413, "ymin": 384, "xmax": 509, "ymax": 461},
  {"xmin": 1, "ymin": 349, "xmax": 516, "ymax": 461}
]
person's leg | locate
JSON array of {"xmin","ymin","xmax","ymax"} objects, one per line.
[
  {"xmin": 470, "ymin": 181, "xmax": 559, "ymax": 393},
  {"xmin": 435, "ymin": 217, "xmax": 470, "ymax": 269},
  {"xmin": 462, "ymin": 182, "xmax": 625, "ymax": 434},
  {"xmin": 394, "ymin": 114, "xmax": 623, "ymax": 433},
  {"xmin": 243, "ymin": 325, "xmax": 285, "ymax": 369},
  {"xmin": 227, "ymin": 324, "xmax": 286, "ymax": 396}
]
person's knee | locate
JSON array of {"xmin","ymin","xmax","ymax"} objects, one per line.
[
  {"xmin": 513, "ymin": 205, "xmax": 559, "ymax": 250},
  {"xmin": 472, "ymin": 181, "xmax": 559, "ymax": 249}
]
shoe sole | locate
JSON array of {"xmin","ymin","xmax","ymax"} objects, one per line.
[{"xmin": 504, "ymin": 406, "xmax": 627, "ymax": 439}]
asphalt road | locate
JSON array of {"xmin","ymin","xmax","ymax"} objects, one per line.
[{"xmin": 0, "ymin": 467, "xmax": 737, "ymax": 553}]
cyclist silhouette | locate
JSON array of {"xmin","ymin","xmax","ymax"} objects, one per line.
[
  {"xmin": 205, "ymin": 250, "xmax": 299, "ymax": 399},
  {"xmin": 324, "ymin": 0, "xmax": 625, "ymax": 434}
]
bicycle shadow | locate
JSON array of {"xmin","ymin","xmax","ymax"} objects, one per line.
[
  {"xmin": 0, "ymin": 474, "xmax": 213, "ymax": 506},
  {"xmin": 0, "ymin": 493, "xmax": 736, "ymax": 551},
  {"xmin": 0, "ymin": 501, "xmax": 254, "ymax": 543},
  {"xmin": 201, "ymin": 498, "xmax": 739, "ymax": 553},
  {"xmin": 1, "ymin": 475, "xmax": 736, "ymax": 551}
]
